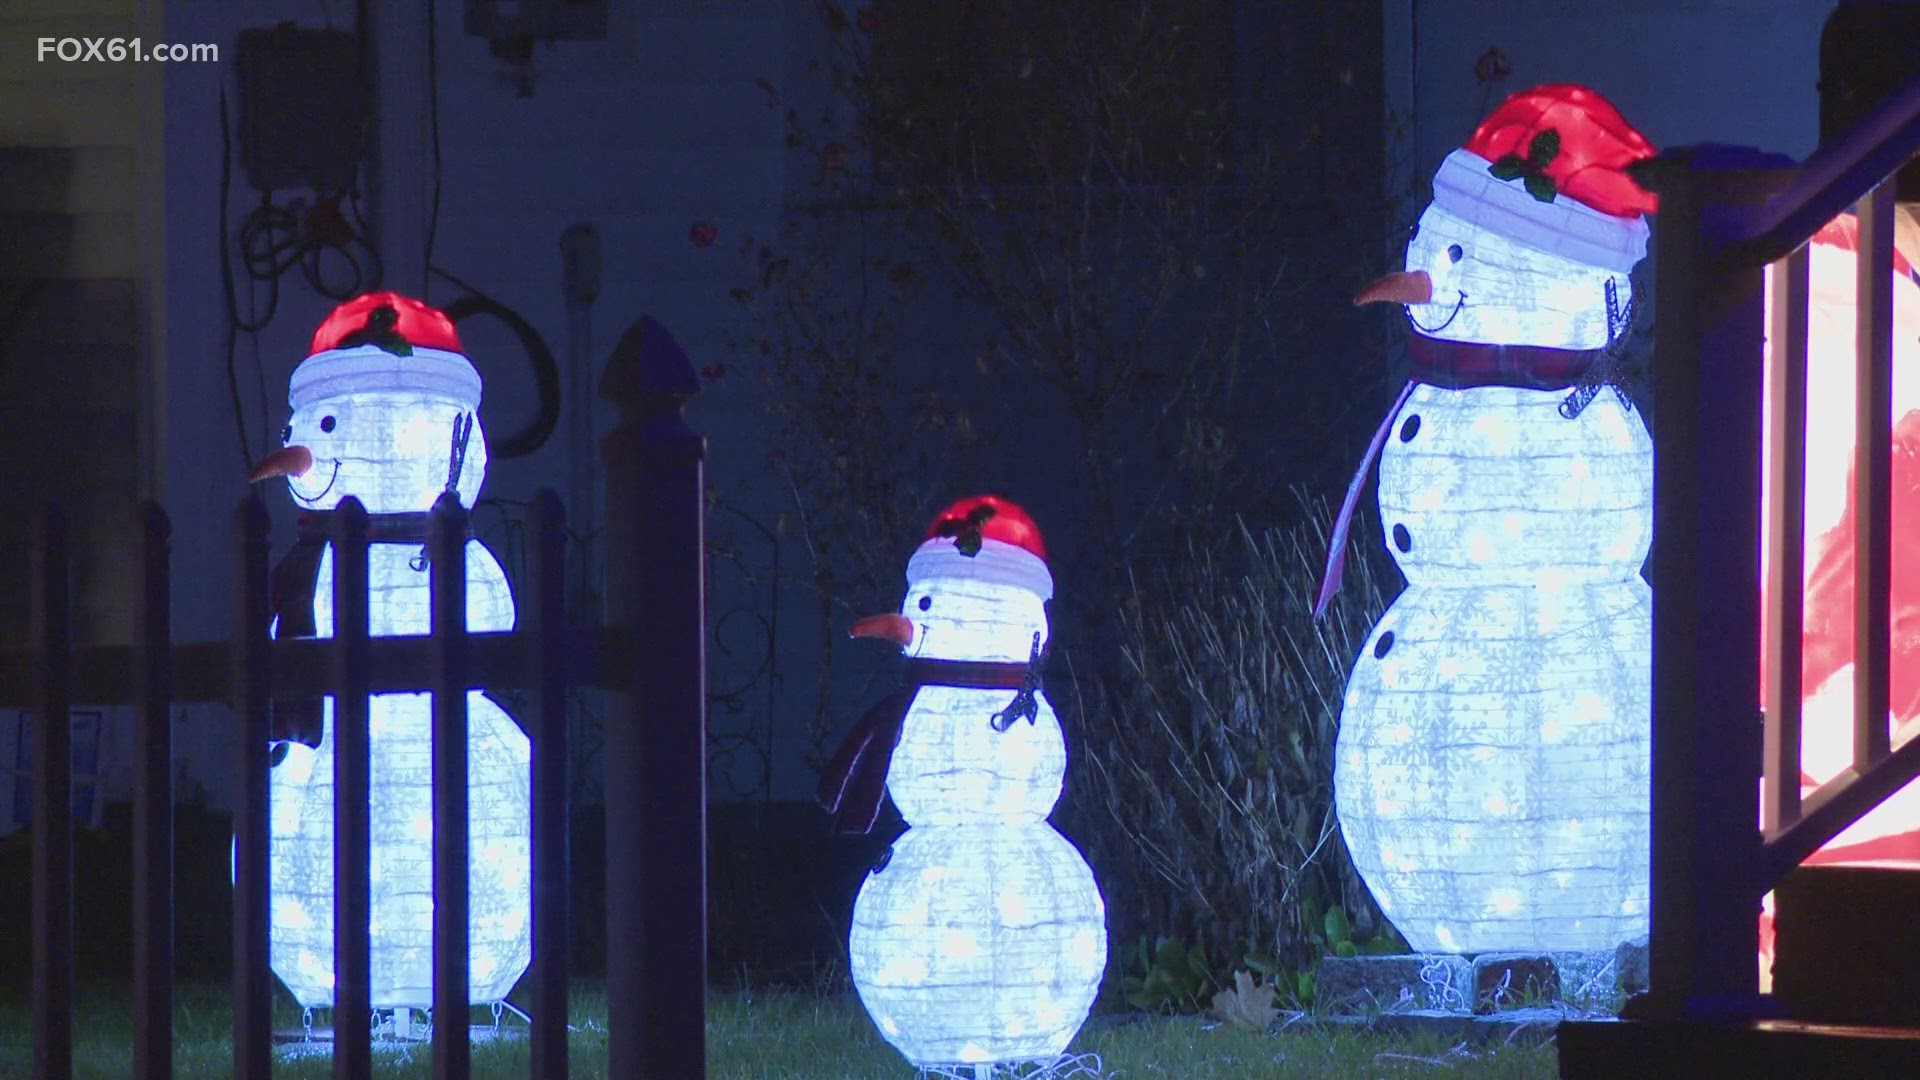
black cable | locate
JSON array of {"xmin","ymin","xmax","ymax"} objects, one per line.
[
  {"xmin": 299, "ymin": 229, "xmax": 369, "ymax": 300},
  {"xmin": 218, "ymin": 83, "xmax": 254, "ymax": 473},
  {"xmin": 424, "ymin": 0, "xmax": 442, "ymax": 301},
  {"xmin": 432, "ymin": 265, "xmax": 561, "ymax": 459},
  {"xmin": 249, "ymin": 303, "xmax": 273, "ymax": 457},
  {"xmin": 347, "ymin": 182, "xmax": 385, "ymax": 290}
]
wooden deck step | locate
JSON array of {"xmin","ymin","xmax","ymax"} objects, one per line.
[{"xmin": 1559, "ymin": 1016, "xmax": 1920, "ymax": 1079}]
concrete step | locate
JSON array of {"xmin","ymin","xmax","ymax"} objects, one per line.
[{"xmin": 1773, "ymin": 863, "xmax": 1920, "ymax": 1027}]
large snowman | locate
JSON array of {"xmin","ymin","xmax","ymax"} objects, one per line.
[
  {"xmin": 1316, "ymin": 86, "xmax": 1659, "ymax": 955},
  {"xmin": 245, "ymin": 292, "xmax": 532, "ymax": 1011},
  {"xmin": 819, "ymin": 496, "xmax": 1106, "ymax": 1075}
]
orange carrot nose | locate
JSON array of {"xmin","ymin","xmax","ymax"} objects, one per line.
[
  {"xmin": 850, "ymin": 613, "xmax": 914, "ymax": 648},
  {"xmin": 248, "ymin": 444, "xmax": 314, "ymax": 483},
  {"xmin": 1354, "ymin": 269, "xmax": 1434, "ymax": 307}
]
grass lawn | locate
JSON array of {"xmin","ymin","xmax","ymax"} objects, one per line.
[{"xmin": 0, "ymin": 983, "xmax": 1561, "ymax": 1078}]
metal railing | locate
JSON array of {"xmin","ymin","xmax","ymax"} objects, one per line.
[
  {"xmin": 10, "ymin": 317, "xmax": 710, "ymax": 1078},
  {"xmin": 1635, "ymin": 73, "xmax": 1920, "ymax": 1016}
]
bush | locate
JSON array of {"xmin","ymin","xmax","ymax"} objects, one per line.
[{"xmin": 1061, "ymin": 495, "xmax": 1399, "ymax": 976}]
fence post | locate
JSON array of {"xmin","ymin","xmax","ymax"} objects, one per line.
[
  {"xmin": 1629, "ymin": 146, "xmax": 1793, "ymax": 1020},
  {"xmin": 133, "ymin": 502, "xmax": 173, "ymax": 1080},
  {"xmin": 528, "ymin": 490, "xmax": 571, "ymax": 1080},
  {"xmin": 600, "ymin": 316, "xmax": 707, "ymax": 1078},
  {"xmin": 429, "ymin": 492, "xmax": 472, "ymax": 1080},
  {"xmin": 1852, "ymin": 183, "xmax": 1896, "ymax": 769},
  {"xmin": 32, "ymin": 504, "xmax": 72, "ymax": 1080},
  {"xmin": 332, "ymin": 498, "xmax": 374, "ymax": 1080},
  {"xmin": 232, "ymin": 494, "xmax": 274, "ymax": 1080}
]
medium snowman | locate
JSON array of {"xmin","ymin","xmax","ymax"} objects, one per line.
[
  {"xmin": 245, "ymin": 291, "xmax": 532, "ymax": 1012},
  {"xmin": 819, "ymin": 496, "xmax": 1106, "ymax": 1075},
  {"xmin": 1316, "ymin": 85, "xmax": 1659, "ymax": 954}
]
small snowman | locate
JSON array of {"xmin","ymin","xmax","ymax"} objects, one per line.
[
  {"xmin": 820, "ymin": 496, "xmax": 1106, "ymax": 1075},
  {"xmin": 245, "ymin": 291, "xmax": 532, "ymax": 1012},
  {"xmin": 1317, "ymin": 86, "xmax": 1659, "ymax": 954}
]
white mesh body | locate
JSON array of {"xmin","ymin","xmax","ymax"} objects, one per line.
[
  {"xmin": 1335, "ymin": 577, "xmax": 1651, "ymax": 953},
  {"xmin": 899, "ymin": 562, "xmax": 1051, "ymax": 665},
  {"xmin": 886, "ymin": 566, "xmax": 1065, "ymax": 820},
  {"xmin": 1379, "ymin": 384, "xmax": 1652, "ymax": 585},
  {"xmin": 850, "ymin": 823, "xmax": 1107, "ymax": 1067},
  {"xmin": 1403, "ymin": 205, "xmax": 1634, "ymax": 351},
  {"xmin": 260, "ymin": 537, "xmax": 532, "ymax": 1008},
  {"xmin": 849, "ymin": 541, "xmax": 1107, "ymax": 1068},
  {"xmin": 267, "ymin": 691, "xmax": 532, "ymax": 1008},
  {"xmin": 1342, "ymin": 259, "xmax": 1655, "ymax": 952},
  {"xmin": 283, "ymin": 391, "xmax": 487, "ymax": 514},
  {"xmin": 887, "ymin": 690, "xmax": 1065, "ymax": 826}
]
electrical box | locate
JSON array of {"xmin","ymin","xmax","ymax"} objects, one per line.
[
  {"xmin": 235, "ymin": 23, "xmax": 367, "ymax": 194},
  {"xmin": 465, "ymin": 0, "xmax": 611, "ymax": 43}
]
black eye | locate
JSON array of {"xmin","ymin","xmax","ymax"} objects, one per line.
[
  {"xmin": 1408, "ymin": 221, "xmax": 1420, "ymax": 242},
  {"xmin": 1447, "ymin": 244, "xmax": 1464, "ymax": 264},
  {"xmin": 320, "ymin": 415, "xmax": 337, "ymax": 433},
  {"xmin": 280, "ymin": 424, "xmax": 292, "ymax": 443},
  {"xmin": 917, "ymin": 596, "xmax": 932, "ymax": 611}
]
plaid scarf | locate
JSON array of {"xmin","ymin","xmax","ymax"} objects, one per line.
[
  {"xmin": 1310, "ymin": 335, "xmax": 1607, "ymax": 621},
  {"xmin": 817, "ymin": 654, "xmax": 1040, "ymax": 835},
  {"xmin": 1404, "ymin": 332, "xmax": 1600, "ymax": 391}
]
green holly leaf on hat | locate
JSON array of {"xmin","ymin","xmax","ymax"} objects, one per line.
[
  {"xmin": 1526, "ymin": 128, "xmax": 1560, "ymax": 168},
  {"xmin": 936, "ymin": 503, "xmax": 998, "ymax": 557},
  {"xmin": 1487, "ymin": 127, "xmax": 1562, "ymax": 203},
  {"xmin": 1488, "ymin": 155, "xmax": 1528, "ymax": 182},
  {"xmin": 335, "ymin": 304, "xmax": 414, "ymax": 356}
]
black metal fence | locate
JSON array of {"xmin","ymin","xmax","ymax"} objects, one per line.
[{"xmin": 6, "ymin": 325, "xmax": 709, "ymax": 1079}]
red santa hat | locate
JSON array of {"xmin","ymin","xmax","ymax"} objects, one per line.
[
  {"xmin": 1430, "ymin": 84, "xmax": 1659, "ymax": 274},
  {"xmin": 906, "ymin": 494, "xmax": 1053, "ymax": 599},
  {"xmin": 290, "ymin": 291, "xmax": 481, "ymax": 412}
]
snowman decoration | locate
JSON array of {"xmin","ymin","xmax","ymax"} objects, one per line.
[
  {"xmin": 1315, "ymin": 86, "xmax": 1659, "ymax": 954},
  {"xmin": 246, "ymin": 292, "xmax": 532, "ymax": 1014},
  {"xmin": 819, "ymin": 496, "xmax": 1106, "ymax": 1076}
]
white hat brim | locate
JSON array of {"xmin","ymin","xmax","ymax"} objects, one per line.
[
  {"xmin": 290, "ymin": 344, "xmax": 482, "ymax": 410},
  {"xmin": 906, "ymin": 536, "xmax": 1054, "ymax": 600},
  {"xmin": 1430, "ymin": 149, "xmax": 1649, "ymax": 275}
]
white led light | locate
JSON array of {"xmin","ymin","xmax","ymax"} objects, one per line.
[
  {"xmin": 1338, "ymin": 216, "xmax": 1654, "ymax": 953},
  {"xmin": 851, "ymin": 823, "xmax": 1106, "ymax": 1066},
  {"xmin": 249, "ymin": 351, "xmax": 532, "ymax": 1010},
  {"xmin": 850, "ymin": 526, "xmax": 1106, "ymax": 1068}
]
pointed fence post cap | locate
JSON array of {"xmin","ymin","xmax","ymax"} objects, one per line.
[{"xmin": 601, "ymin": 315, "xmax": 699, "ymax": 409}]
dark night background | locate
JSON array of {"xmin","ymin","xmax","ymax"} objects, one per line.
[{"xmin": 0, "ymin": 0, "xmax": 1851, "ymax": 1011}]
